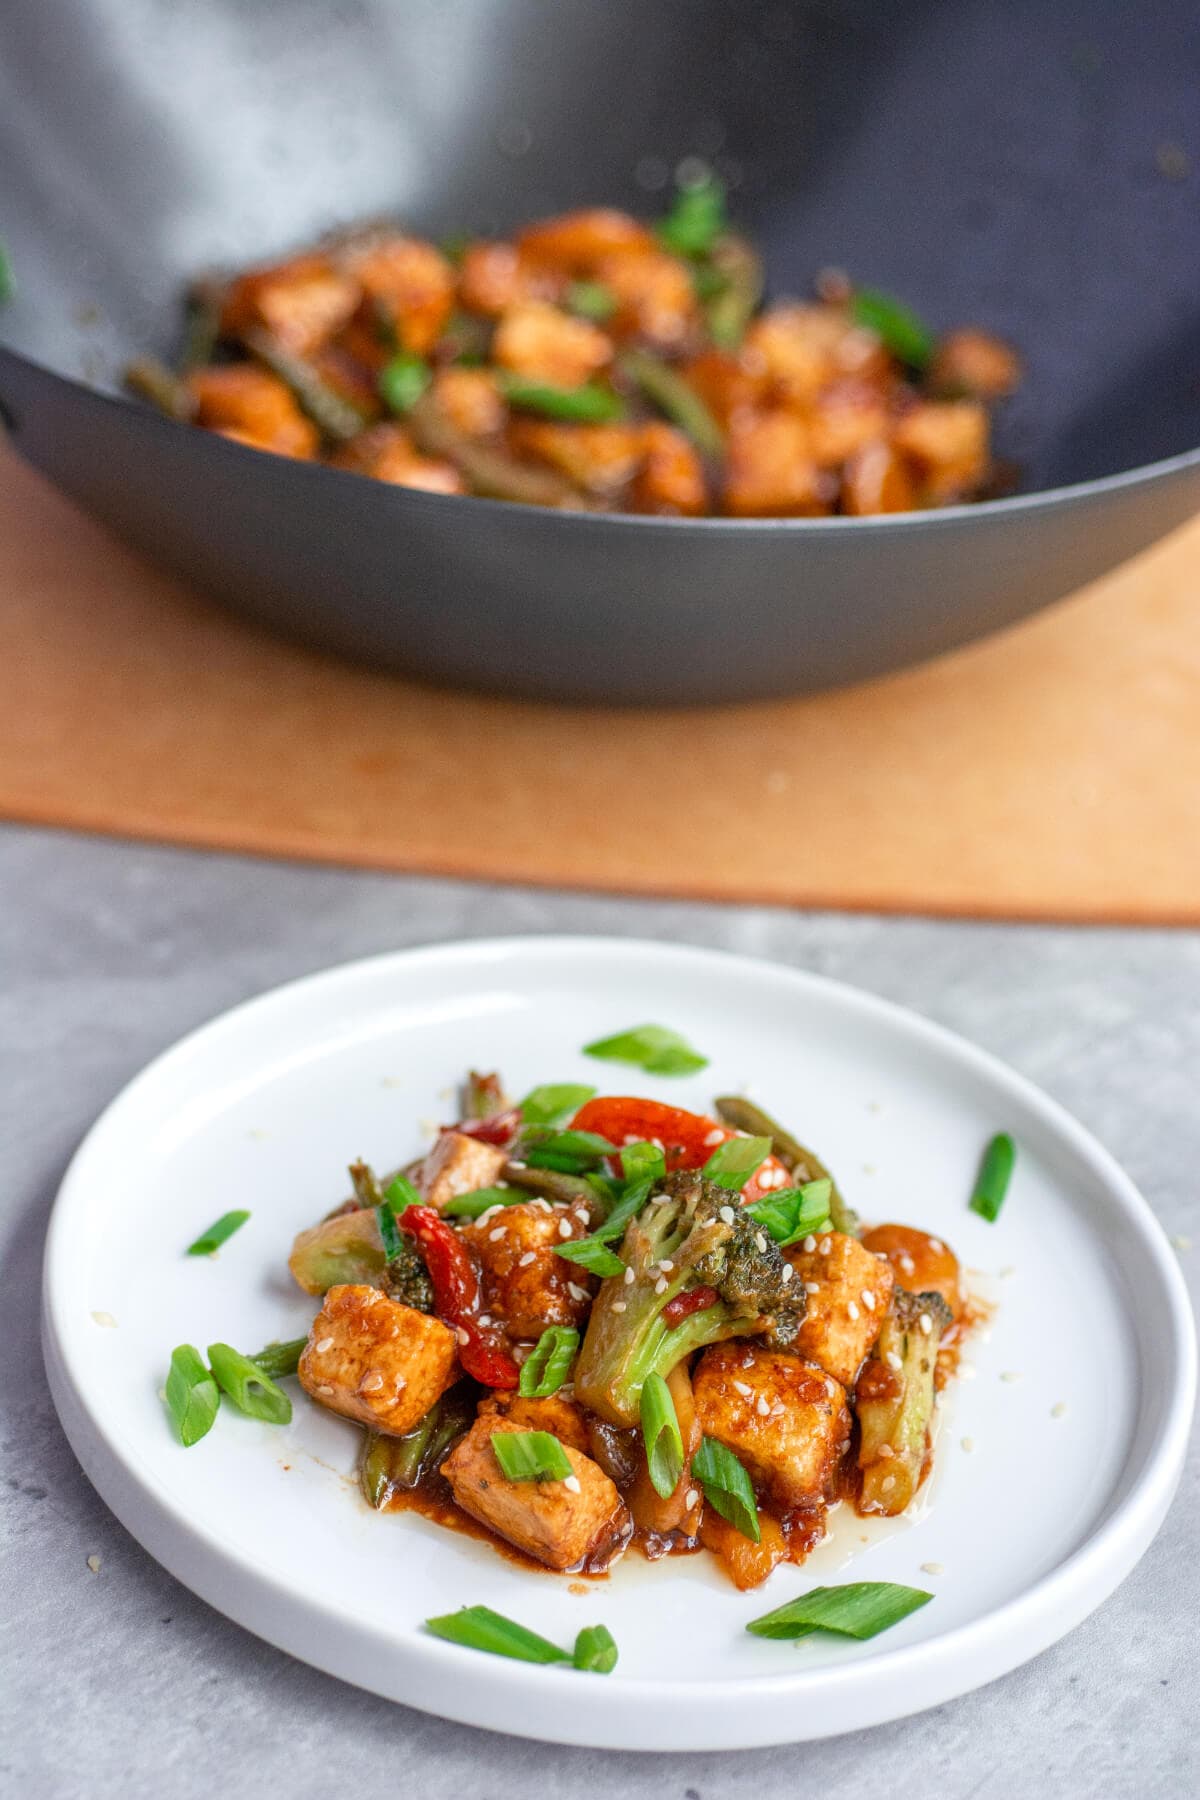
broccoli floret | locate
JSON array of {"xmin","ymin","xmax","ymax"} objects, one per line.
[
  {"xmin": 856, "ymin": 1286, "xmax": 953, "ymax": 1515},
  {"xmin": 573, "ymin": 1170, "xmax": 805, "ymax": 1426}
]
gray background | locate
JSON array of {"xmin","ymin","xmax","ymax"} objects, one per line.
[{"xmin": 3, "ymin": 823, "xmax": 1196, "ymax": 1797}]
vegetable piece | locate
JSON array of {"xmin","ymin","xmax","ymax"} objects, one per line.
[
  {"xmin": 441, "ymin": 1186, "xmax": 520, "ymax": 1220},
  {"xmin": 573, "ymin": 1624, "xmax": 618, "ymax": 1673},
  {"xmin": 288, "ymin": 1207, "xmax": 387, "ymax": 1293},
  {"xmin": 522, "ymin": 1128, "xmax": 618, "ymax": 1173},
  {"xmin": 658, "ymin": 174, "xmax": 727, "ymax": 258},
  {"xmin": 970, "ymin": 1131, "xmax": 1016, "ymax": 1222},
  {"xmin": 206, "ymin": 1342, "xmax": 292, "ymax": 1425},
  {"xmin": 851, "ymin": 288, "xmax": 935, "ymax": 369},
  {"xmin": 249, "ymin": 1336, "xmax": 307, "ymax": 1379},
  {"xmin": 520, "ymin": 1083, "xmax": 597, "ymax": 1128},
  {"xmin": 574, "ymin": 1169, "xmax": 802, "ymax": 1426},
  {"xmin": 661, "ymin": 1284, "xmax": 719, "ymax": 1328},
  {"xmin": 703, "ymin": 234, "xmax": 763, "ymax": 349},
  {"xmin": 859, "ymin": 1223, "xmax": 962, "ymax": 1320},
  {"xmin": 571, "ymin": 1096, "xmax": 790, "ymax": 1204},
  {"xmin": 379, "ymin": 351, "xmax": 432, "ymax": 415},
  {"xmin": 519, "ymin": 1325, "xmax": 581, "ymax": 1397},
  {"xmin": 399, "ymin": 1205, "xmax": 520, "ymax": 1388},
  {"xmin": 361, "ymin": 1383, "xmax": 478, "ymax": 1505},
  {"xmin": 299, "ymin": 1284, "xmax": 460, "ymax": 1434},
  {"xmin": 582, "ymin": 1023, "xmax": 708, "ymax": 1076},
  {"xmin": 856, "ymin": 1288, "xmax": 953, "ymax": 1514},
  {"xmin": 186, "ymin": 1209, "xmax": 250, "ymax": 1256},
  {"xmin": 640, "ymin": 1371, "xmax": 684, "ymax": 1499},
  {"xmin": 375, "ymin": 1202, "xmax": 404, "ymax": 1262},
  {"xmin": 703, "ymin": 1135, "xmax": 772, "ymax": 1191},
  {"xmin": 554, "ymin": 1238, "xmax": 626, "ymax": 1279},
  {"xmin": 691, "ymin": 1436, "xmax": 761, "ymax": 1542},
  {"xmin": 425, "ymin": 1605, "xmax": 571, "ymax": 1665},
  {"xmin": 491, "ymin": 1429, "xmax": 574, "ymax": 1483},
  {"xmin": 701, "ymin": 1503, "xmax": 789, "ymax": 1590},
  {"xmin": 242, "ymin": 324, "xmax": 367, "ymax": 441},
  {"xmin": 180, "ymin": 280, "xmax": 224, "ymax": 370},
  {"xmin": 566, "ymin": 280, "xmax": 617, "ymax": 323},
  {"xmin": 125, "ymin": 355, "xmax": 197, "ymax": 422},
  {"xmin": 384, "ymin": 1172, "xmax": 424, "ymax": 1215},
  {"xmin": 714, "ymin": 1095, "xmax": 858, "ymax": 1236},
  {"xmin": 618, "ymin": 350, "xmax": 724, "ymax": 459},
  {"xmin": 408, "ymin": 391, "xmax": 585, "ymax": 507},
  {"xmin": 744, "ymin": 1179, "xmax": 832, "ymax": 1247},
  {"xmin": 746, "ymin": 1581, "xmax": 933, "ymax": 1641},
  {"xmin": 503, "ymin": 1162, "xmax": 599, "ymax": 1207},
  {"xmin": 165, "ymin": 1344, "xmax": 220, "ymax": 1447},
  {"xmin": 348, "ymin": 1160, "xmax": 386, "ymax": 1207},
  {"xmin": 499, "ymin": 376, "xmax": 625, "ymax": 423},
  {"xmin": 465, "ymin": 1069, "xmax": 509, "ymax": 1120}
]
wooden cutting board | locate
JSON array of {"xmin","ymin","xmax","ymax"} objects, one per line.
[{"xmin": 3, "ymin": 444, "xmax": 1198, "ymax": 922}]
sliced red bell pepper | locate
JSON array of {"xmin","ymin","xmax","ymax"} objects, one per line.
[
  {"xmin": 662, "ymin": 1284, "xmax": 720, "ymax": 1328},
  {"xmin": 399, "ymin": 1205, "xmax": 520, "ymax": 1388},
  {"xmin": 569, "ymin": 1096, "xmax": 790, "ymax": 1204},
  {"xmin": 448, "ymin": 1108, "xmax": 522, "ymax": 1148}
]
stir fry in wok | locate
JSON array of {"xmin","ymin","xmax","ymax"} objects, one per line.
[
  {"xmin": 249, "ymin": 1071, "xmax": 970, "ymax": 1589},
  {"xmin": 127, "ymin": 178, "xmax": 1020, "ymax": 517}
]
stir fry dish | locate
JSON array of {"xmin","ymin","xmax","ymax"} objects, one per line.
[
  {"xmin": 171, "ymin": 1055, "xmax": 977, "ymax": 1594},
  {"xmin": 127, "ymin": 177, "xmax": 1020, "ymax": 517}
]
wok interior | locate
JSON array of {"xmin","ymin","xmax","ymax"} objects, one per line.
[{"xmin": 1, "ymin": 0, "xmax": 1196, "ymax": 494}]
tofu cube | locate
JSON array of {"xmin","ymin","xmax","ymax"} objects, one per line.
[
  {"xmin": 440, "ymin": 1413, "xmax": 630, "ymax": 1571},
  {"xmin": 786, "ymin": 1230, "xmax": 896, "ymax": 1386},
  {"xmin": 298, "ymin": 1284, "xmax": 457, "ymax": 1436},
  {"xmin": 459, "ymin": 1200, "xmax": 594, "ymax": 1339},
  {"xmin": 693, "ymin": 1343, "xmax": 850, "ymax": 1509},
  {"xmin": 476, "ymin": 1390, "xmax": 591, "ymax": 1454},
  {"xmin": 420, "ymin": 1130, "xmax": 508, "ymax": 1210}
]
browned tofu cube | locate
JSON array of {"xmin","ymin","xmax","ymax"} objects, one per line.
[
  {"xmin": 298, "ymin": 1283, "xmax": 457, "ymax": 1436},
  {"xmin": 476, "ymin": 1390, "xmax": 591, "ymax": 1454},
  {"xmin": 420, "ymin": 1130, "xmax": 508, "ymax": 1210},
  {"xmin": 786, "ymin": 1230, "xmax": 896, "ymax": 1386},
  {"xmin": 891, "ymin": 399, "xmax": 989, "ymax": 501},
  {"xmin": 440, "ymin": 1413, "xmax": 630, "ymax": 1571},
  {"xmin": 459, "ymin": 1200, "xmax": 594, "ymax": 1339},
  {"xmin": 492, "ymin": 300, "xmax": 612, "ymax": 388},
  {"xmin": 693, "ymin": 1343, "xmax": 850, "ymax": 1508}
]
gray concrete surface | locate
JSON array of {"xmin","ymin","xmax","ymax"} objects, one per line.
[{"xmin": 2, "ymin": 824, "xmax": 1196, "ymax": 1798}]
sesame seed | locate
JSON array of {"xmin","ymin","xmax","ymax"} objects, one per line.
[
  {"xmin": 999, "ymin": 1264, "xmax": 1016, "ymax": 1278},
  {"xmin": 361, "ymin": 1371, "xmax": 384, "ymax": 1392},
  {"xmin": 557, "ymin": 1217, "xmax": 573, "ymax": 1239},
  {"xmin": 877, "ymin": 1443, "xmax": 894, "ymax": 1459},
  {"xmin": 90, "ymin": 1311, "xmax": 117, "ymax": 1329},
  {"xmin": 488, "ymin": 1226, "xmax": 507, "ymax": 1241},
  {"xmin": 315, "ymin": 1336, "xmax": 334, "ymax": 1353},
  {"xmin": 1000, "ymin": 1370, "xmax": 1021, "ymax": 1383},
  {"xmin": 567, "ymin": 1282, "xmax": 588, "ymax": 1302},
  {"xmin": 805, "ymin": 1281, "xmax": 821, "ymax": 1295},
  {"xmin": 518, "ymin": 1251, "xmax": 536, "ymax": 1267},
  {"xmin": 781, "ymin": 1264, "xmax": 794, "ymax": 1284},
  {"xmin": 733, "ymin": 1380, "xmax": 753, "ymax": 1397},
  {"xmin": 650, "ymin": 1137, "xmax": 665, "ymax": 1151},
  {"xmin": 819, "ymin": 1238, "xmax": 832, "ymax": 1256},
  {"xmin": 961, "ymin": 1436, "xmax": 975, "ymax": 1453},
  {"xmin": 86, "ymin": 1554, "xmax": 102, "ymax": 1574},
  {"xmin": 861, "ymin": 1289, "xmax": 875, "ymax": 1310},
  {"xmin": 654, "ymin": 1276, "xmax": 669, "ymax": 1295},
  {"xmin": 918, "ymin": 1312, "xmax": 932, "ymax": 1335},
  {"xmin": 477, "ymin": 1205, "xmax": 504, "ymax": 1224},
  {"xmin": 920, "ymin": 1561, "xmax": 944, "ymax": 1576},
  {"xmin": 611, "ymin": 1301, "xmax": 627, "ymax": 1314},
  {"xmin": 847, "ymin": 1301, "xmax": 860, "ymax": 1321},
  {"xmin": 703, "ymin": 1128, "xmax": 725, "ymax": 1146},
  {"xmin": 802, "ymin": 1235, "xmax": 817, "ymax": 1253},
  {"xmin": 754, "ymin": 1232, "xmax": 768, "ymax": 1253},
  {"xmin": 1171, "ymin": 1234, "xmax": 1192, "ymax": 1252},
  {"xmin": 885, "ymin": 1350, "xmax": 903, "ymax": 1370},
  {"xmin": 563, "ymin": 1474, "xmax": 582, "ymax": 1494},
  {"xmin": 719, "ymin": 1206, "xmax": 736, "ymax": 1225},
  {"xmin": 686, "ymin": 1488, "xmax": 700, "ymax": 1509},
  {"xmin": 1051, "ymin": 1401, "xmax": 1068, "ymax": 1419},
  {"xmin": 881, "ymin": 1474, "xmax": 895, "ymax": 1491},
  {"xmin": 317, "ymin": 1383, "xmax": 334, "ymax": 1396},
  {"xmin": 659, "ymin": 1259, "xmax": 675, "ymax": 1274},
  {"xmin": 455, "ymin": 1327, "xmax": 470, "ymax": 1346},
  {"xmin": 623, "ymin": 1265, "xmax": 635, "ymax": 1286},
  {"xmin": 478, "ymin": 1314, "xmax": 492, "ymax": 1327},
  {"xmin": 508, "ymin": 1160, "xmax": 528, "ymax": 1171},
  {"xmin": 957, "ymin": 1362, "xmax": 976, "ymax": 1379},
  {"xmin": 899, "ymin": 1253, "xmax": 915, "ymax": 1275},
  {"xmin": 928, "ymin": 1237, "xmax": 945, "ymax": 1253},
  {"xmin": 756, "ymin": 1396, "xmax": 770, "ymax": 1416}
]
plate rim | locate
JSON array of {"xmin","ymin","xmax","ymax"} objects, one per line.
[{"xmin": 41, "ymin": 934, "xmax": 1197, "ymax": 1750}]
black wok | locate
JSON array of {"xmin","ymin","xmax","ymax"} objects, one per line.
[{"xmin": 1, "ymin": 0, "xmax": 1197, "ymax": 704}]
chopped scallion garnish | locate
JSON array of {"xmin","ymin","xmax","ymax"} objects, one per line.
[
  {"xmin": 746, "ymin": 1581, "xmax": 933, "ymax": 1641},
  {"xmin": 207, "ymin": 1343, "xmax": 293, "ymax": 1425},
  {"xmin": 582, "ymin": 1022, "xmax": 708, "ymax": 1076},
  {"xmin": 499, "ymin": 376, "xmax": 625, "ymax": 423},
  {"xmin": 566, "ymin": 280, "xmax": 616, "ymax": 323},
  {"xmin": 185, "ymin": 1210, "xmax": 250, "ymax": 1256},
  {"xmin": 520, "ymin": 1083, "xmax": 597, "ymax": 1128},
  {"xmin": 164, "ymin": 1344, "xmax": 220, "ymax": 1447},
  {"xmin": 640, "ymin": 1370, "xmax": 684, "ymax": 1499},
  {"xmin": 519, "ymin": 1326, "xmax": 581, "ymax": 1398},
  {"xmin": 702, "ymin": 1135, "xmax": 772, "ymax": 1191},
  {"xmin": 379, "ymin": 351, "xmax": 431, "ymax": 414},
  {"xmin": 691, "ymin": 1437, "xmax": 760, "ymax": 1542},
  {"xmin": 851, "ymin": 289, "xmax": 934, "ymax": 369},
  {"xmin": 376, "ymin": 1201, "xmax": 404, "ymax": 1262},
  {"xmin": 384, "ymin": 1173, "xmax": 423, "ymax": 1215},
  {"xmin": 425, "ymin": 1605, "xmax": 572, "ymax": 1665},
  {"xmin": 441, "ymin": 1186, "xmax": 522, "ymax": 1220},
  {"xmin": 491, "ymin": 1429, "xmax": 574, "ymax": 1483},
  {"xmin": 744, "ymin": 1178, "xmax": 832, "ymax": 1246},
  {"xmin": 970, "ymin": 1131, "xmax": 1016, "ymax": 1222},
  {"xmin": 572, "ymin": 1623, "xmax": 618, "ymax": 1673},
  {"xmin": 657, "ymin": 174, "xmax": 727, "ymax": 258},
  {"xmin": 554, "ymin": 1237, "xmax": 625, "ymax": 1279},
  {"xmin": 249, "ymin": 1336, "xmax": 307, "ymax": 1379}
]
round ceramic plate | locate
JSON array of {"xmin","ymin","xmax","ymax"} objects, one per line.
[{"xmin": 43, "ymin": 938, "xmax": 1194, "ymax": 1751}]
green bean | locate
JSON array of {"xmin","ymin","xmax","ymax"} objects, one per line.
[
  {"xmin": 124, "ymin": 356, "xmax": 196, "ymax": 422},
  {"xmin": 359, "ymin": 1385, "xmax": 476, "ymax": 1506},
  {"xmin": 348, "ymin": 1160, "xmax": 387, "ymax": 1207},
  {"xmin": 703, "ymin": 234, "xmax": 763, "ymax": 350},
  {"xmin": 714, "ymin": 1095, "xmax": 859, "ymax": 1237},
  {"xmin": 502, "ymin": 1161, "xmax": 599, "ymax": 1209},
  {"xmin": 241, "ymin": 325, "xmax": 366, "ymax": 442},
  {"xmin": 618, "ymin": 349, "xmax": 723, "ymax": 459},
  {"xmin": 249, "ymin": 1336, "xmax": 307, "ymax": 1380},
  {"xmin": 408, "ymin": 393, "xmax": 586, "ymax": 508},
  {"xmin": 465, "ymin": 1070, "xmax": 509, "ymax": 1121},
  {"xmin": 499, "ymin": 375, "xmax": 625, "ymax": 423}
]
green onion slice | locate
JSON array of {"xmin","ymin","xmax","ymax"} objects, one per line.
[
  {"xmin": 185, "ymin": 1209, "xmax": 250, "ymax": 1256},
  {"xmin": 573, "ymin": 1623, "xmax": 619, "ymax": 1673},
  {"xmin": 744, "ymin": 1178, "xmax": 833, "ymax": 1246},
  {"xmin": 554, "ymin": 1237, "xmax": 625, "ymax": 1278},
  {"xmin": 522, "ymin": 1128, "xmax": 619, "ymax": 1175},
  {"xmin": 617, "ymin": 349, "xmax": 725, "ymax": 459},
  {"xmin": 970, "ymin": 1131, "xmax": 1016, "ymax": 1223},
  {"xmin": 491, "ymin": 1430, "xmax": 574, "ymax": 1483},
  {"xmin": 520, "ymin": 1083, "xmax": 597, "ymax": 1128},
  {"xmin": 658, "ymin": 175, "xmax": 727, "ymax": 258},
  {"xmin": 376, "ymin": 1202, "xmax": 404, "ymax": 1262},
  {"xmin": 703, "ymin": 1135, "xmax": 772, "ymax": 1191},
  {"xmin": 441, "ymin": 1186, "xmax": 522, "ymax": 1220},
  {"xmin": 620, "ymin": 1141, "xmax": 667, "ymax": 1186},
  {"xmin": 207, "ymin": 1343, "xmax": 293, "ymax": 1426},
  {"xmin": 425, "ymin": 1605, "xmax": 571, "ymax": 1665},
  {"xmin": 640, "ymin": 1371, "xmax": 684, "ymax": 1499},
  {"xmin": 851, "ymin": 289, "xmax": 934, "ymax": 369},
  {"xmin": 519, "ymin": 1326, "xmax": 581, "ymax": 1398},
  {"xmin": 691, "ymin": 1437, "xmax": 760, "ymax": 1542},
  {"xmin": 582, "ymin": 1022, "xmax": 709, "ymax": 1076},
  {"xmin": 165, "ymin": 1344, "xmax": 220, "ymax": 1447},
  {"xmin": 566, "ymin": 280, "xmax": 616, "ymax": 323},
  {"xmin": 499, "ymin": 376, "xmax": 625, "ymax": 423},
  {"xmin": 746, "ymin": 1581, "xmax": 933, "ymax": 1641},
  {"xmin": 384, "ymin": 1173, "xmax": 423, "ymax": 1215},
  {"xmin": 380, "ymin": 351, "xmax": 432, "ymax": 415},
  {"xmin": 249, "ymin": 1336, "xmax": 307, "ymax": 1380}
]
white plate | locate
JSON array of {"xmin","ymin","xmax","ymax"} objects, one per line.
[{"xmin": 42, "ymin": 938, "xmax": 1194, "ymax": 1751}]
